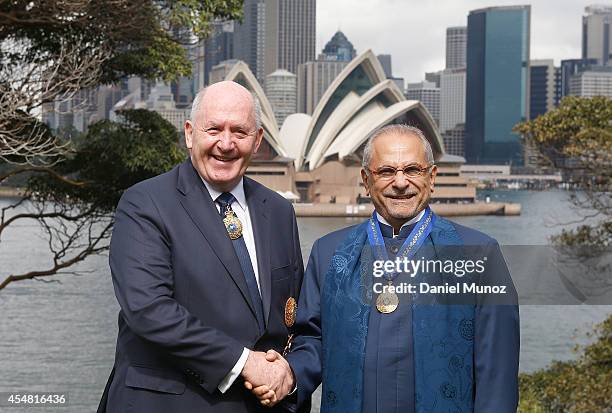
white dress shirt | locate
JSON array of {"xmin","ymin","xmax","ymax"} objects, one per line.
[
  {"xmin": 200, "ymin": 177, "xmax": 259, "ymax": 393},
  {"xmin": 376, "ymin": 208, "xmax": 426, "ymax": 238}
]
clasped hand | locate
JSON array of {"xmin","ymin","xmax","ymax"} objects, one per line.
[{"xmin": 241, "ymin": 350, "xmax": 294, "ymax": 407}]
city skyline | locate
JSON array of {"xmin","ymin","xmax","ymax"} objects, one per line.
[{"xmin": 317, "ymin": 0, "xmax": 597, "ymax": 84}]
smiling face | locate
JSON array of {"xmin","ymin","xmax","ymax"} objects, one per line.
[
  {"xmin": 360, "ymin": 132, "xmax": 437, "ymax": 229},
  {"xmin": 184, "ymin": 81, "xmax": 263, "ymax": 192}
]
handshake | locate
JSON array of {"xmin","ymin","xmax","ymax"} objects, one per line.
[{"xmin": 241, "ymin": 349, "xmax": 295, "ymax": 407}]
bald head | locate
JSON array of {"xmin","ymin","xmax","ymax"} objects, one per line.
[
  {"xmin": 191, "ymin": 81, "xmax": 262, "ymax": 130},
  {"xmin": 185, "ymin": 81, "xmax": 264, "ymax": 192}
]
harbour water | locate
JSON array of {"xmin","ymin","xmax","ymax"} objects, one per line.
[{"xmin": 0, "ymin": 189, "xmax": 610, "ymax": 412}]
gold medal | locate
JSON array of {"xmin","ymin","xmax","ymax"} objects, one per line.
[
  {"xmin": 223, "ymin": 210, "xmax": 243, "ymax": 240},
  {"xmin": 284, "ymin": 297, "xmax": 297, "ymax": 327},
  {"xmin": 376, "ymin": 282, "xmax": 399, "ymax": 313}
]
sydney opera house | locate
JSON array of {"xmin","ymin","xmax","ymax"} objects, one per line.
[{"xmin": 215, "ymin": 50, "xmax": 475, "ymax": 204}]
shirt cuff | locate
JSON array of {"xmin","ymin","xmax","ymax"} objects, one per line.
[{"xmin": 218, "ymin": 347, "xmax": 250, "ymax": 394}]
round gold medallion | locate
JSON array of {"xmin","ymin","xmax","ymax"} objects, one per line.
[
  {"xmin": 376, "ymin": 291, "xmax": 399, "ymax": 314},
  {"xmin": 284, "ymin": 297, "xmax": 297, "ymax": 327}
]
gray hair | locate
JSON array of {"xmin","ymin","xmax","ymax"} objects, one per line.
[
  {"xmin": 361, "ymin": 124, "xmax": 435, "ymax": 169},
  {"xmin": 190, "ymin": 86, "xmax": 262, "ymax": 130}
]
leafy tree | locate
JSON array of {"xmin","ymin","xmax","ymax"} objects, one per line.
[
  {"xmin": 518, "ymin": 315, "xmax": 612, "ymax": 412},
  {"xmin": 0, "ymin": 110, "xmax": 186, "ymax": 290},
  {"xmin": 0, "ymin": 0, "xmax": 242, "ymax": 290},
  {"xmin": 514, "ymin": 97, "xmax": 611, "ymax": 285},
  {"xmin": 0, "ymin": 0, "xmax": 242, "ymax": 163}
]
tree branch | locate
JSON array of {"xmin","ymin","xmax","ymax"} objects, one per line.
[
  {"xmin": 0, "ymin": 165, "xmax": 85, "ymax": 186},
  {"xmin": 0, "ymin": 221, "xmax": 112, "ymax": 291}
]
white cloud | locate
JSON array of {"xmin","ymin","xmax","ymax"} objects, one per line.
[{"xmin": 317, "ymin": 0, "xmax": 594, "ymax": 84}]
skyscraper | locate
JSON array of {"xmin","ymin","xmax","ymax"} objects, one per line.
[
  {"xmin": 376, "ymin": 54, "xmax": 404, "ymax": 91},
  {"xmin": 446, "ymin": 26, "xmax": 467, "ymax": 69},
  {"xmin": 265, "ymin": 0, "xmax": 316, "ymax": 76},
  {"xmin": 234, "ymin": 0, "xmax": 316, "ymax": 82},
  {"xmin": 296, "ymin": 30, "xmax": 352, "ymax": 114},
  {"xmin": 233, "ymin": 0, "xmax": 266, "ymax": 80},
  {"xmin": 582, "ymin": 5, "xmax": 612, "ymax": 66},
  {"xmin": 425, "ymin": 71, "xmax": 442, "ymax": 88},
  {"xmin": 204, "ymin": 21, "xmax": 234, "ymax": 85},
  {"xmin": 559, "ymin": 58, "xmax": 599, "ymax": 98},
  {"xmin": 321, "ymin": 31, "xmax": 357, "ymax": 62},
  {"xmin": 439, "ymin": 68, "xmax": 466, "ymax": 134},
  {"xmin": 466, "ymin": 6, "xmax": 530, "ymax": 165},
  {"xmin": 529, "ymin": 59, "xmax": 556, "ymax": 119},
  {"xmin": 377, "ymin": 54, "xmax": 393, "ymax": 77},
  {"xmin": 265, "ymin": 69, "xmax": 297, "ymax": 126},
  {"xmin": 569, "ymin": 66, "xmax": 612, "ymax": 97},
  {"xmin": 297, "ymin": 60, "xmax": 348, "ymax": 114},
  {"xmin": 406, "ymin": 81, "xmax": 440, "ymax": 126}
]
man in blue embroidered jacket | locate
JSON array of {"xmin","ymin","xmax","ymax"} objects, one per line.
[{"xmin": 249, "ymin": 124, "xmax": 520, "ymax": 413}]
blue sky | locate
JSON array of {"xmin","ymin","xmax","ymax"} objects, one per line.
[{"xmin": 317, "ymin": 0, "xmax": 597, "ymax": 83}]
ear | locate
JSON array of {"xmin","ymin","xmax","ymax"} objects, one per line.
[
  {"xmin": 253, "ymin": 127, "xmax": 264, "ymax": 153},
  {"xmin": 360, "ymin": 168, "xmax": 370, "ymax": 196},
  {"xmin": 184, "ymin": 120, "xmax": 194, "ymax": 149},
  {"xmin": 429, "ymin": 165, "xmax": 438, "ymax": 193}
]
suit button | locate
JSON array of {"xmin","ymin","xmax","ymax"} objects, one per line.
[{"xmin": 390, "ymin": 246, "xmax": 399, "ymax": 254}]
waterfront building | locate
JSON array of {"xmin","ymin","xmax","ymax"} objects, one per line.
[
  {"xmin": 530, "ymin": 59, "xmax": 557, "ymax": 119},
  {"xmin": 216, "ymin": 52, "xmax": 473, "ymax": 203}
]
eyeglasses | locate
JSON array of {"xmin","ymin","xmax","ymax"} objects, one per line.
[{"xmin": 367, "ymin": 164, "xmax": 433, "ymax": 180}]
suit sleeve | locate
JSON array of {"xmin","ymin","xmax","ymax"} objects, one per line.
[
  {"xmin": 285, "ymin": 238, "xmax": 324, "ymax": 408},
  {"xmin": 474, "ymin": 241, "xmax": 520, "ymax": 412},
  {"xmin": 279, "ymin": 206, "xmax": 307, "ymax": 413},
  {"xmin": 291, "ymin": 206, "xmax": 305, "ymax": 301},
  {"xmin": 109, "ymin": 186, "xmax": 245, "ymax": 394}
]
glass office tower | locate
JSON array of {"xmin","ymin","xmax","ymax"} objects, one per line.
[{"xmin": 466, "ymin": 6, "xmax": 530, "ymax": 165}]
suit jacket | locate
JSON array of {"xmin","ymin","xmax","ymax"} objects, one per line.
[
  {"xmin": 286, "ymin": 219, "xmax": 520, "ymax": 412},
  {"xmin": 98, "ymin": 159, "xmax": 305, "ymax": 413}
]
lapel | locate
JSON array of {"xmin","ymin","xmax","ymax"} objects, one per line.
[
  {"xmin": 244, "ymin": 177, "xmax": 272, "ymax": 326},
  {"xmin": 176, "ymin": 159, "xmax": 258, "ymax": 320}
]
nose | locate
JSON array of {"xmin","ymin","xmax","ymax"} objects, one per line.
[
  {"xmin": 217, "ymin": 129, "xmax": 234, "ymax": 152},
  {"xmin": 391, "ymin": 171, "xmax": 410, "ymax": 191}
]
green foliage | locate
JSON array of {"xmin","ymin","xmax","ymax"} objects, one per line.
[
  {"xmin": 0, "ymin": 0, "xmax": 244, "ymax": 82},
  {"xmin": 551, "ymin": 222, "xmax": 612, "ymax": 249},
  {"xmin": 514, "ymin": 96, "xmax": 612, "ymax": 158},
  {"xmin": 518, "ymin": 315, "xmax": 612, "ymax": 413},
  {"xmin": 514, "ymin": 96, "xmax": 611, "ymax": 249},
  {"xmin": 27, "ymin": 109, "xmax": 186, "ymax": 211}
]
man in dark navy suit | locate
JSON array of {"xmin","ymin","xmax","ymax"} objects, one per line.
[
  {"xmin": 250, "ymin": 125, "xmax": 520, "ymax": 412},
  {"xmin": 98, "ymin": 81, "xmax": 301, "ymax": 413}
]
